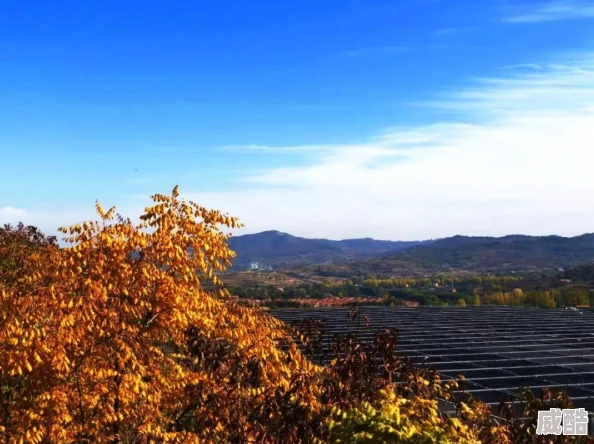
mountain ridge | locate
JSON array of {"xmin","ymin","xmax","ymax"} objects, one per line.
[
  {"xmin": 336, "ymin": 232, "xmax": 594, "ymax": 276},
  {"xmin": 227, "ymin": 230, "xmax": 430, "ymax": 269},
  {"xmin": 227, "ymin": 230, "xmax": 594, "ymax": 275}
]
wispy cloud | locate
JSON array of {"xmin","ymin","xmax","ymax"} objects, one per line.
[
  {"xmin": 342, "ymin": 43, "xmax": 450, "ymax": 59},
  {"xmin": 185, "ymin": 52, "xmax": 594, "ymax": 240},
  {"xmin": 220, "ymin": 144, "xmax": 338, "ymax": 155},
  {"xmin": 11, "ymin": 54, "xmax": 594, "ymax": 241},
  {"xmin": 0, "ymin": 206, "xmax": 95, "ymax": 237},
  {"xmin": 503, "ymin": 0, "xmax": 594, "ymax": 23},
  {"xmin": 0, "ymin": 206, "xmax": 27, "ymax": 221},
  {"xmin": 416, "ymin": 57, "xmax": 594, "ymax": 116},
  {"xmin": 502, "ymin": 63, "xmax": 544, "ymax": 71}
]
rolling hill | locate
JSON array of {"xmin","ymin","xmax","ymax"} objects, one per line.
[
  {"xmin": 311, "ymin": 233, "xmax": 594, "ymax": 277},
  {"xmin": 226, "ymin": 231, "xmax": 594, "ymax": 279},
  {"xmin": 227, "ymin": 230, "xmax": 428, "ymax": 269}
]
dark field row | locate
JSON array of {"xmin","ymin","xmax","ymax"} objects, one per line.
[{"xmin": 269, "ymin": 306, "xmax": 594, "ymax": 412}]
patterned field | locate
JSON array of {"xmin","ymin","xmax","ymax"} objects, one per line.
[{"xmin": 270, "ymin": 306, "xmax": 594, "ymax": 415}]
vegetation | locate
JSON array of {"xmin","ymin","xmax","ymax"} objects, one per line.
[
  {"xmin": 227, "ymin": 231, "xmax": 426, "ymax": 270},
  {"xmin": 229, "ymin": 274, "xmax": 592, "ymax": 310},
  {"xmin": 563, "ymin": 264, "xmax": 594, "ymax": 282},
  {"xmin": 227, "ymin": 231, "xmax": 594, "ymax": 276},
  {"xmin": 0, "ymin": 222, "xmax": 58, "ymax": 287},
  {"xmin": 0, "ymin": 187, "xmax": 590, "ymax": 442}
]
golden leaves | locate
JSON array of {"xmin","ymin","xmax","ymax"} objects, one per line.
[
  {"xmin": 0, "ymin": 186, "xmax": 267, "ymax": 442},
  {"xmin": 0, "ymin": 186, "xmax": 495, "ymax": 444},
  {"xmin": 95, "ymin": 200, "xmax": 105, "ymax": 218}
]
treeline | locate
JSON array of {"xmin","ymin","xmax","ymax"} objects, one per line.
[
  {"xmin": 383, "ymin": 287, "xmax": 592, "ymax": 309},
  {"xmin": 231, "ymin": 275, "xmax": 523, "ymax": 301},
  {"xmin": 231, "ymin": 280, "xmax": 362, "ymax": 300},
  {"xmin": 363, "ymin": 275, "xmax": 521, "ymax": 289},
  {"xmin": 481, "ymin": 288, "xmax": 591, "ymax": 309},
  {"xmin": 231, "ymin": 276, "xmax": 593, "ymax": 310}
]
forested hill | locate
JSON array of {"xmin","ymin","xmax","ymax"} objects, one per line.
[
  {"xmin": 330, "ymin": 233, "xmax": 594, "ymax": 276},
  {"xmin": 227, "ymin": 230, "xmax": 429, "ymax": 269},
  {"xmin": 226, "ymin": 231, "xmax": 594, "ymax": 275}
]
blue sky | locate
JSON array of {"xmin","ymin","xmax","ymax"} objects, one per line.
[{"xmin": 1, "ymin": 0, "xmax": 594, "ymax": 240}]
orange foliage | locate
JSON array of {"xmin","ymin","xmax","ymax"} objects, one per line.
[
  {"xmin": 0, "ymin": 187, "xmax": 321, "ymax": 443},
  {"xmin": 0, "ymin": 222, "xmax": 57, "ymax": 288}
]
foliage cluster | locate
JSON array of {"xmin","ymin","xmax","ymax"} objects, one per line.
[
  {"xmin": 0, "ymin": 222, "xmax": 57, "ymax": 287},
  {"xmin": 481, "ymin": 288, "xmax": 589, "ymax": 308}
]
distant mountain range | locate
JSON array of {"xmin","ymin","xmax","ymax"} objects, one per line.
[
  {"xmin": 227, "ymin": 230, "xmax": 430, "ymax": 269},
  {"xmin": 227, "ymin": 231, "xmax": 594, "ymax": 275},
  {"xmin": 316, "ymin": 233, "xmax": 594, "ymax": 276}
]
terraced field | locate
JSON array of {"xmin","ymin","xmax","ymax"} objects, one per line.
[{"xmin": 269, "ymin": 306, "xmax": 594, "ymax": 414}]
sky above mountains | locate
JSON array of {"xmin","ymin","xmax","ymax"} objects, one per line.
[{"xmin": 1, "ymin": 0, "xmax": 594, "ymax": 240}]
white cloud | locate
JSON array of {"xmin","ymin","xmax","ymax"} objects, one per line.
[
  {"xmin": 0, "ymin": 206, "xmax": 112, "ymax": 240},
  {"xmin": 0, "ymin": 206, "xmax": 27, "ymax": 223},
  {"xmin": 6, "ymin": 54, "xmax": 594, "ymax": 242},
  {"xmin": 182, "ymin": 53, "xmax": 594, "ymax": 240},
  {"xmin": 503, "ymin": 1, "xmax": 594, "ymax": 23}
]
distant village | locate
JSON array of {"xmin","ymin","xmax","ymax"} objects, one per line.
[{"xmin": 248, "ymin": 261, "xmax": 274, "ymax": 271}]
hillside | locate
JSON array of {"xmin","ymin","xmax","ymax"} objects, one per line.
[
  {"xmin": 309, "ymin": 233, "xmax": 594, "ymax": 277},
  {"xmin": 562, "ymin": 263, "xmax": 594, "ymax": 282},
  {"xmin": 224, "ymin": 232, "xmax": 594, "ymax": 285},
  {"xmin": 227, "ymin": 230, "xmax": 427, "ymax": 269}
]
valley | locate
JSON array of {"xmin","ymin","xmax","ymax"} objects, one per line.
[{"xmin": 224, "ymin": 231, "xmax": 594, "ymax": 310}]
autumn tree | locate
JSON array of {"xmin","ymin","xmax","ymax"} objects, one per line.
[
  {"xmin": 0, "ymin": 222, "xmax": 57, "ymax": 287},
  {"xmin": 0, "ymin": 187, "xmax": 325, "ymax": 443},
  {"xmin": 0, "ymin": 186, "xmax": 526, "ymax": 443},
  {"xmin": 535, "ymin": 291, "xmax": 556, "ymax": 309}
]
